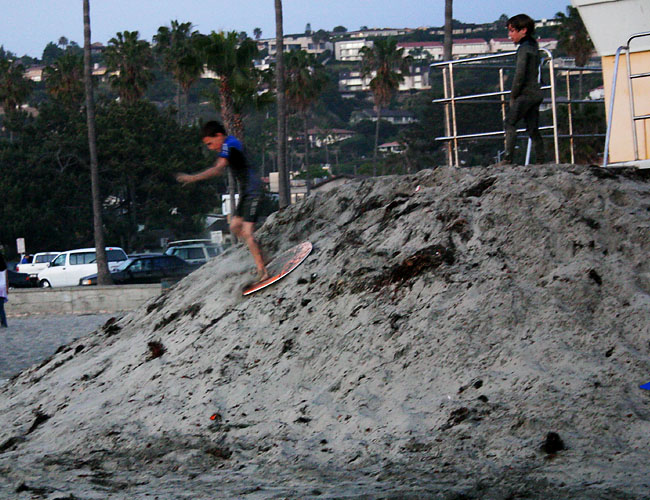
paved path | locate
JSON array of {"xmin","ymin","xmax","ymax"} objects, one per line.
[{"xmin": 0, "ymin": 314, "xmax": 113, "ymax": 384}]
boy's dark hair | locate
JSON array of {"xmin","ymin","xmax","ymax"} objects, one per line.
[
  {"xmin": 201, "ymin": 121, "xmax": 227, "ymax": 138},
  {"xmin": 508, "ymin": 14, "xmax": 536, "ymax": 37}
]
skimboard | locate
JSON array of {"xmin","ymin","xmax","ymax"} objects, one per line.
[{"xmin": 243, "ymin": 241, "xmax": 312, "ymax": 296}]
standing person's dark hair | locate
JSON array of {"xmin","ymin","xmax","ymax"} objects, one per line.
[
  {"xmin": 500, "ymin": 13, "xmax": 544, "ymax": 164},
  {"xmin": 177, "ymin": 121, "xmax": 269, "ymax": 282},
  {"xmin": 507, "ymin": 14, "xmax": 536, "ymax": 37},
  {"xmin": 0, "ymin": 253, "xmax": 8, "ymax": 328}
]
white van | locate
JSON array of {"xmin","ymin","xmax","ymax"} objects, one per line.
[{"xmin": 37, "ymin": 247, "xmax": 128, "ymax": 288}]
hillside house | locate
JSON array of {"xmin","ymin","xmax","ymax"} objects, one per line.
[
  {"xmin": 350, "ymin": 109, "xmax": 417, "ymax": 125},
  {"xmin": 378, "ymin": 141, "xmax": 406, "ymax": 154},
  {"xmin": 257, "ymin": 34, "xmax": 333, "ymax": 56}
]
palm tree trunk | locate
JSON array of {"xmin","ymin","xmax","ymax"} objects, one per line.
[
  {"xmin": 303, "ymin": 112, "xmax": 310, "ymax": 194},
  {"xmin": 83, "ymin": 0, "xmax": 112, "ymax": 286},
  {"xmin": 275, "ymin": 0, "xmax": 290, "ymax": 208},
  {"xmin": 219, "ymin": 79, "xmax": 238, "ymax": 225},
  {"xmin": 219, "ymin": 78, "xmax": 236, "ymax": 133},
  {"xmin": 444, "ymin": 0, "xmax": 453, "ymax": 61},
  {"xmin": 373, "ymin": 107, "xmax": 381, "ymax": 176},
  {"xmin": 232, "ymin": 113, "xmax": 245, "ymax": 141},
  {"xmin": 176, "ymin": 82, "xmax": 182, "ymax": 124},
  {"xmin": 443, "ymin": 0, "xmax": 454, "ymax": 167}
]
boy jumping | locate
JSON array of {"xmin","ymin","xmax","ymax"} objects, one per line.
[{"xmin": 176, "ymin": 121, "xmax": 268, "ymax": 281}]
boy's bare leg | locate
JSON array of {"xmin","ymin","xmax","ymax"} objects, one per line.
[{"xmin": 231, "ymin": 216, "xmax": 268, "ymax": 281}]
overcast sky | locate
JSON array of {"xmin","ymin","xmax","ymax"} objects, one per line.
[{"xmin": 1, "ymin": 1, "xmax": 571, "ymax": 58}]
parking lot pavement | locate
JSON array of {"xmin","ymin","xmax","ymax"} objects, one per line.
[{"xmin": 0, "ymin": 314, "xmax": 113, "ymax": 384}]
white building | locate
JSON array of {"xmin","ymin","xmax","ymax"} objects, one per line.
[
  {"xmin": 351, "ymin": 109, "xmax": 417, "ymax": 125},
  {"xmin": 24, "ymin": 66, "xmax": 45, "ymax": 82},
  {"xmin": 399, "ymin": 65, "xmax": 431, "ymax": 91},
  {"xmin": 307, "ymin": 128, "xmax": 356, "ymax": 147},
  {"xmin": 334, "ymin": 39, "xmax": 374, "ymax": 61},
  {"xmin": 339, "ymin": 65, "xmax": 430, "ymax": 93},
  {"xmin": 338, "ymin": 71, "xmax": 369, "ymax": 93},
  {"xmin": 378, "ymin": 141, "xmax": 406, "ymax": 154},
  {"xmin": 398, "ymin": 41, "xmax": 444, "ymax": 61},
  {"xmin": 258, "ymin": 35, "xmax": 333, "ymax": 56},
  {"xmin": 490, "ymin": 38, "xmax": 516, "ymax": 53},
  {"xmin": 348, "ymin": 28, "xmax": 411, "ymax": 39},
  {"xmin": 452, "ymin": 38, "xmax": 490, "ymax": 57}
]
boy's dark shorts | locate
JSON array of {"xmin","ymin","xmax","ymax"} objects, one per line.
[{"xmin": 235, "ymin": 192, "xmax": 262, "ymax": 223}]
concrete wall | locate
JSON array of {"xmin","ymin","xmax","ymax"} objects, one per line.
[{"xmin": 5, "ymin": 285, "xmax": 162, "ymax": 316}]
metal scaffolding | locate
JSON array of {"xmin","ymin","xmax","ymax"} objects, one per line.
[{"xmin": 430, "ymin": 49, "xmax": 570, "ymax": 166}]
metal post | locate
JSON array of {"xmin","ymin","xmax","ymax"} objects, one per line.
[
  {"xmin": 499, "ymin": 68, "xmax": 506, "ymax": 154},
  {"xmin": 443, "ymin": 67, "xmax": 453, "ymax": 167},
  {"xmin": 545, "ymin": 50, "xmax": 560, "ymax": 163},
  {"xmin": 449, "ymin": 62, "xmax": 460, "ymax": 167},
  {"xmin": 604, "ymin": 46, "xmax": 624, "ymax": 167},
  {"xmin": 567, "ymin": 72, "xmax": 575, "ymax": 164},
  {"xmin": 625, "ymin": 45, "xmax": 640, "ymax": 160}
]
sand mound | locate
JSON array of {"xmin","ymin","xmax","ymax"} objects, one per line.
[{"xmin": 1, "ymin": 164, "xmax": 649, "ymax": 499}]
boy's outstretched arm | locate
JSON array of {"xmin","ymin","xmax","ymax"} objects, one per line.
[{"xmin": 176, "ymin": 157, "xmax": 228, "ymax": 185}]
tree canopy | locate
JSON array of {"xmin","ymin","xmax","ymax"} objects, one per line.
[
  {"xmin": 104, "ymin": 31, "xmax": 155, "ymax": 104},
  {"xmin": 555, "ymin": 6, "xmax": 594, "ymax": 67}
]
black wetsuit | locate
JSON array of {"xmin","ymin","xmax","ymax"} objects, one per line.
[{"xmin": 504, "ymin": 35, "xmax": 544, "ymax": 163}]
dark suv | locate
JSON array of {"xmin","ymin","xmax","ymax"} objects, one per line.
[{"xmin": 79, "ymin": 255, "xmax": 194, "ymax": 285}]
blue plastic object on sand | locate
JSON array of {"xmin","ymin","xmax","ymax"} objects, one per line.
[{"xmin": 641, "ymin": 382, "xmax": 650, "ymax": 390}]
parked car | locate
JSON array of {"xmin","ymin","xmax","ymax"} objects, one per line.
[
  {"xmin": 15, "ymin": 252, "xmax": 60, "ymax": 281},
  {"xmin": 8, "ymin": 269, "xmax": 37, "ymax": 288},
  {"xmin": 37, "ymin": 247, "xmax": 128, "ymax": 288},
  {"xmin": 79, "ymin": 254, "xmax": 194, "ymax": 285},
  {"xmin": 163, "ymin": 239, "xmax": 224, "ymax": 266}
]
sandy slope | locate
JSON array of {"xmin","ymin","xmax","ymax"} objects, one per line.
[{"xmin": 0, "ymin": 164, "xmax": 649, "ymax": 499}]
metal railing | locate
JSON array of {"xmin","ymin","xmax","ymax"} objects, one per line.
[
  {"xmin": 603, "ymin": 31, "xmax": 650, "ymax": 167},
  {"xmin": 555, "ymin": 64, "xmax": 605, "ymax": 164},
  {"xmin": 431, "ymin": 49, "xmax": 560, "ymax": 166}
]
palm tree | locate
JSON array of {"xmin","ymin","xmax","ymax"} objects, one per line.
[
  {"xmin": 198, "ymin": 31, "xmax": 258, "ymax": 138},
  {"xmin": 42, "ymin": 51, "xmax": 85, "ymax": 110},
  {"xmin": 104, "ymin": 30, "xmax": 154, "ymax": 105},
  {"xmin": 254, "ymin": 28, "xmax": 262, "ymax": 40},
  {"xmin": 556, "ymin": 6, "xmax": 594, "ymax": 99},
  {"xmin": 0, "ymin": 57, "xmax": 31, "ymax": 116},
  {"xmin": 275, "ymin": 0, "xmax": 289, "ymax": 208},
  {"xmin": 232, "ymin": 67, "xmax": 275, "ymax": 127},
  {"xmin": 0, "ymin": 56, "xmax": 31, "ymax": 140},
  {"xmin": 285, "ymin": 50, "xmax": 327, "ymax": 179},
  {"xmin": 360, "ymin": 38, "xmax": 410, "ymax": 175},
  {"xmin": 83, "ymin": 0, "xmax": 112, "ymax": 285},
  {"xmin": 153, "ymin": 21, "xmax": 203, "ymax": 125},
  {"xmin": 198, "ymin": 30, "xmax": 259, "ymax": 218}
]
